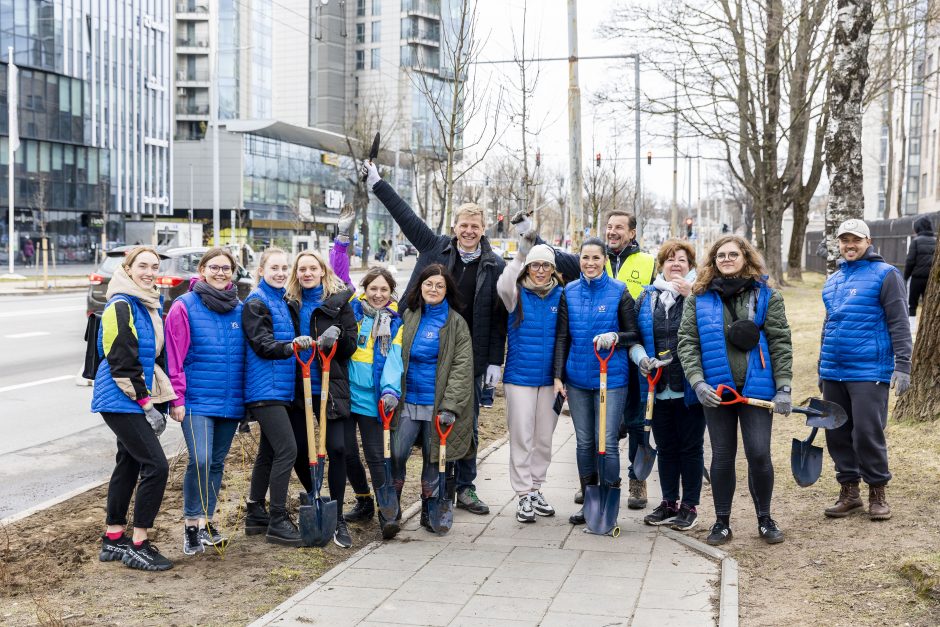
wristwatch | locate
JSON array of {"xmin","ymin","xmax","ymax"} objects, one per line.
[{"xmin": 778, "ymin": 385, "xmax": 792, "ymax": 394}]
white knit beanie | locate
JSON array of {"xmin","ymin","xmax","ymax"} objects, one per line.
[{"xmin": 524, "ymin": 244, "xmax": 556, "ymax": 268}]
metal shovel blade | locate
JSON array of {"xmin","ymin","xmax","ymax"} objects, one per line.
[
  {"xmin": 583, "ymin": 479, "xmax": 621, "ymax": 535},
  {"xmin": 633, "ymin": 425, "xmax": 657, "ymax": 482},
  {"xmin": 375, "ymin": 480, "xmax": 399, "ymax": 522},
  {"xmin": 790, "ymin": 428, "xmax": 823, "ymax": 488},
  {"xmin": 298, "ymin": 491, "xmax": 335, "ymax": 547},
  {"xmin": 799, "ymin": 398, "xmax": 848, "ymax": 430},
  {"xmin": 428, "ymin": 470, "xmax": 452, "ymax": 534}
]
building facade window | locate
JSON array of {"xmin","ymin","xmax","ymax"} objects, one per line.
[
  {"xmin": 372, "ymin": 0, "xmax": 381, "ymax": 15},
  {"xmin": 357, "ymin": 0, "xmax": 366, "ymax": 16},
  {"xmin": 357, "ymin": 23, "xmax": 366, "ymax": 44},
  {"xmin": 356, "ymin": 50, "xmax": 365, "ymax": 70},
  {"xmin": 371, "ymin": 48, "xmax": 380, "ymax": 69},
  {"xmin": 372, "ymin": 21, "xmax": 381, "ymax": 43}
]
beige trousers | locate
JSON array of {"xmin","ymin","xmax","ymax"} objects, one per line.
[{"xmin": 504, "ymin": 383, "xmax": 559, "ymax": 496}]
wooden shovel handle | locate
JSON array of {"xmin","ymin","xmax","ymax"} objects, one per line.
[{"xmin": 715, "ymin": 384, "xmax": 776, "ymax": 411}]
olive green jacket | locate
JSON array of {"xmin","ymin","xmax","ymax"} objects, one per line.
[
  {"xmin": 677, "ymin": 288, "xmax": 793, "ymax": 391},
  {"xmin": 393, "ymin": 305, "xmax": 476, "ymax": 462}
]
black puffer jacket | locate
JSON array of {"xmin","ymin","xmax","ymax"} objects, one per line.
[
  {"xmin": 288, "ymin": 289, "xmax": 358, "ymax": 420},
  {"xmin": 372, "ymin": 180, "xmax": 507, "ymax": 377},
  {"xmin": 904, "ymin": 216, "xmax": 937, "ymax": 280}
]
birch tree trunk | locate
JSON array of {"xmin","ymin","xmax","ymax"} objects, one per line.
[
  {"xmin": 894, "ymin": 248, "xmax": 940, "ymax": 421},
  {"xmin": 824, "ymin": 0, "xmax": 875, "ymax": 275}
]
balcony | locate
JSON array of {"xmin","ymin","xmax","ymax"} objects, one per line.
[
  {"xmin": 176, "ymin": 69, "xmax": 210, "ymax": 86},
  {"xmin": 176, "ymin": 2, "xmax": 209, "ymax": 18},
  {"xmin": 175, "ymin": 103, "xmax": 210, "ymax": 119},
  {"xmin": 176, "ymin": 37, "xmax": 211, "ymax": 53},
  {"xmin": 402, "ymin": 0, "xmax": 440, "ymax": 19},
  {"xmin": 403, "ymin": 26, "xmax": 440, "ymax": 46}
]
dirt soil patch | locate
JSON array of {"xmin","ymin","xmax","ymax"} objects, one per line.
[
  {"xmin": 685, "ymin": 273, "xmax": 940, "ymax": 626},
  {"xmin": 0, "ymin": 399, "xmax": 508, "ymax": 626}
]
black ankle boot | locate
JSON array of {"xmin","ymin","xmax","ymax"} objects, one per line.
[
  {"xmin": 569, "ymin": 474, "xmax": 596, "ymax": 525},
  {"xmin": 266, "ymin": 506, "xmax": 302, "ymax": 547},
  {"xmin": 378, "ymin": 510, "xmax": 400, "ymax": 540},
  {"xmin": 245, "ymin": 499, "xmax": 270, "ymax": 536},
  {"xmin": 420, "ymin": 497, "xmax": 432, "ymax": 531},
  {"xmin": 344, "ymin": 495, "xmax": 375, "ymax": 523}
]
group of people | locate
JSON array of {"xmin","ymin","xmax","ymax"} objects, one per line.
[{"xmin": 89, "ymin": 158, "xmax": 916, "ymax": 572}]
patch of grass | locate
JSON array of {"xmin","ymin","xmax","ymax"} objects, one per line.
[{"xmin": 900, "ymin": 553, "xmax": 940, "ymax": 601}]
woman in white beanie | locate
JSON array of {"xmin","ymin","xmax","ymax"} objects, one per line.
[{"xmin": 496, "ymin": 233, "xmax": 564, "ymax": 523}]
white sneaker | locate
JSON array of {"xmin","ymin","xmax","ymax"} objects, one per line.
[
  {"xmin": 529, "ymin": 491, "xmax": 556, "ymax": 517},
  {"xmin": 516, "ymin": 495, "xmax": 536, "ymax": 523}
]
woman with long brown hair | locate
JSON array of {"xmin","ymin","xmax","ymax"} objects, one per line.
[{"xmin": 677, "ymin": 235, "xmax": 793, "ymax": 546}]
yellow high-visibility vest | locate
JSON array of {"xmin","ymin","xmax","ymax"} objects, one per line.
[{"xmin": 605, "ymin": 251, "xmax": 656, "ymax": 299}]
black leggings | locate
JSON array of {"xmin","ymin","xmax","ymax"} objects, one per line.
[
  {"xmin": 345, "ymin": 412, "xmax": 387, "ymax": 495},
  {"xmin": 101, "ymin": 412, "xmax": 170, "ymax": 529},
  {"xmin": 249, "ymin": 405, "xmax": 297, "ymax": 510},
  {"xmin": 705, "ymin": 403, "xmax": 774, "ymax": 518},
  {"xmin": 289, "ymin": 404, "xmax": 353, "ymax": 516}
]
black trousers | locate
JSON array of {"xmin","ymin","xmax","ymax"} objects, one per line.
[
  {"xmin": 822, "ymin": 380, "xmax": 891, "ymax": 486},
  {"xmin": 909, "ymin": 276, "xmax": 929, "ymax": 316},
  {"xmin": 345, "ymin": 412, "xmax": 388, "ymax": 495},
  {"xmin": 704, "ymin": 403, "xmax": 774, "ymax": 518},
  {"xmin": 289, "ymin": 403, "xmax": 352, "ymax": 516},
  {"xmin": 249, "ymin": 405, "xmax": 298, "ymax": 510},
  {"xmin": 101, "ymin": 412, "xmax": 169, "ymax": 529}
]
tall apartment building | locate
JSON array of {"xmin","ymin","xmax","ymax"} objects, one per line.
[{"xmin": 1, "ymin": 0, "xmax": 173, "ymax": 263}]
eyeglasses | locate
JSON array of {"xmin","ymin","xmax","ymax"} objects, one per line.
[
  {"xmin": 207, "ymin": 264, "xmax": 233, "ymax": 275},
  {"xmin": 422, "ymin": 281, "xmax": 445, "ymax": 291},
  {"xmin": 528, "ymin": 262, "xmax": 553, "ymax": 272},
  {"xmin": 715, "ymin": 252, "xmax": 740, "ymax": 261}
]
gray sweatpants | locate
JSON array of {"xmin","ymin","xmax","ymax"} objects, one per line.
[
  {"xmin": 504, "ymin": 384, "xmax": 559, "ymax": 496},
  {"xmin": 821, "ymin": 380, "xmax": 891, "ymax": 486}
]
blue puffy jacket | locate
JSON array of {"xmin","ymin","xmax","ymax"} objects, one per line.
[
  {"xmin": 177, "ymin": 292, "xmax": 246, "ymax": 419},
  {"xmin": 696, "ymin": 283, "xmax": 776, "ymax": 401},
  {"xmin": 820, "ymin": 256, "xmax": 897, "ymax": 383},
  {"xmin": 91, "ymin": 294, "xmax": 157, "ymax": 414},
  {"xmin": 348, "ymin": 296, "xmax": 404, "ymax": 417},
  {"xmin": 405, "ymin": 300, "xmax": 448, "ymax": 405},
  {"xmin": 504, "ymin": 285, "xmax": 562, "ymax": 387},
  {"xmin": 562, "ymin": 273, "xmax": 630, "ymax": 390},
  {"xmin": 636, "ymin": 286, "xmax": 697, "ymax": 406},
  {"xmin": 243, "ymin": 280, "xmax": 296, "ymax": 405}
]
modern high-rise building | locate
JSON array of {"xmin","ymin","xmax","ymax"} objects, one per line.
[{"xmin": 1, "ymin": 0, "xmax": 173, "ymax": 263}]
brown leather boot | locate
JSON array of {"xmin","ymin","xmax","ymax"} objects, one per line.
[
  {"xmin": 627, "ymin": 479, "xmax": 648, "ymax": 510},
  {"xmin": 868, "ymin": 484, "xmax": 891, "ymax": 520},
  {"xmin": 824, "ymin": 481, "xmax": 863, "ymax": 518}
]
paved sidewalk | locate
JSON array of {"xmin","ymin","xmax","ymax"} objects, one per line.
[{"xmin": 252, "ymin": 419, "xmax": 728, "ymax": 626}]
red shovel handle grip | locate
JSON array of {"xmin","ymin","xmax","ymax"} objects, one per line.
[
  {"xmin": 715, "ymin": 384, "xmax": 744, "ymax": 405},
  {"xmin": 647, "ymin": 366, "xmax": 664, "ymax": 388},
  {"xmin": 378, "ymin": 399, "xmax": 394, "ymax": 430},
  {"xmin": 293, "ymin": 343, "xmax": 315, "ymax": 377},
  {"xmin": 317, "ymin": 341, "xmax": 338, "ymax": 372},
  {"xmin": 435, "ymin": 414, "xmax": 454, "ymax": 444},
  {"xmin": 593, "ymin": 345, "xmax": 615, "ymax": 373}
]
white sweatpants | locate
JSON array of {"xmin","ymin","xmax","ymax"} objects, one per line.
[{"xmin": 504, "ymin": 383, "xmax": 559, "ymax": 496}]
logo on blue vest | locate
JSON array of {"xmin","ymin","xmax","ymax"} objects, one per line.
[
  {"xmin": 231, "ymin": 322, "xmax": 239, "ymax": 329},
  {"xmin": 550, "ymin": 306, "xmax": 558, "ymax": 313},
  {"xmin": 598, "ymin": 305, "xmax": 607, "ymax": 312},
  {"xmin": 850, "ymin": 288, "xmax": 857, "ymax": 296},
  {"xmin": 425, "ymin": 331, "xmax": 436, "ymax": 339}
]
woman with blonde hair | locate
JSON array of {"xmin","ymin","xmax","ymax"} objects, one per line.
[
  {"xmin": 677, "ymin": 235, "xmax": 793, "ymax": 546},
  {"xmin": 285, "ymin": 250, "xmax": 358, "ymax": 548}
]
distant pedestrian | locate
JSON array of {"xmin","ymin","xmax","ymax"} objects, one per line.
[
  {"xmin": 23, "ymin": 238, "xmax": 34, "ymax": 267},
  {"xmin": 91, "ymin": 246, "xmax": 178, "ymax": 572},
  {"xmin": 903, "ymin": 216, "xmax": 936, "ymax": 318}
]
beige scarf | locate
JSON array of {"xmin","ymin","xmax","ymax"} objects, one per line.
[{"xmin": 107, "ymin": 267, "xmax": 176, "ymax": 403}]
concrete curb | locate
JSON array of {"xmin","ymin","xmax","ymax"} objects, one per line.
[
  {"xmin": 662, "ymin": 527, "xmax": 739, "ymax": 627},
  {"xmin": 0, "ymin": 479, "xmax": 108, "ymax": 526}
]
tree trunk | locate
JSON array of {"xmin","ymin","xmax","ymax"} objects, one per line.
[
  {"xmin": 894, "ymin": 250, "xmax": 940, "ymax": 421},
  {"xmin": 787, "ymin": 193, "xmax": 810, "ymax": 281},
  {"xmin": 824, "ymin": 0, "xmax": 874, "ymax": 275}
]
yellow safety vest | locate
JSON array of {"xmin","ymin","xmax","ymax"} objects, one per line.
[{"xmin": 605, "ymin": 251, "xmax": 656, "ymax": 299}]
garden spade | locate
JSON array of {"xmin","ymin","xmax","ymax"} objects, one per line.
[
  {"xmin": 634, "ymin": 351, "xmax": 673, "ymax": 482},
  {"xmin": 361, "ymin": 132, "xmax": 380, "ymax": 182},
  {"xmin": 791, "ymin": 427, "xmax": 824, "ymax": 488},
  {"xmin": 428, "ymin": 414, "xmax": 454, "ymax": 535},
  {"xmin": 584, "ymin": 345, "xmax": 621, "ymax": 537},
  {"xmin": 376, "ymin": 400, "xmax": 400, "ymax": 524}
]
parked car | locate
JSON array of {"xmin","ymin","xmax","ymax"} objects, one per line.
[
  {"xmin": 397, "ymin": 243, "xmax": 418, "ymax": 257},
  {"xmin": 86, "ymin": 246, "xmax": 253, "ymax": 317}
]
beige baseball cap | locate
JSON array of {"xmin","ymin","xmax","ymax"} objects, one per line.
[{"xmin": 836, "ymin": 218, "xmax": 870, "ymax": 239}]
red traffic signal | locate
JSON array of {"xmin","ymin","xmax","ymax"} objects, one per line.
[
  {"xmin": 595, "ymin": 153, "xmax": 601, "ymax": 167},
  {"xmin": 685, "ymin": 217, "xmax": 693, "ymax": 237},
  {"xmin": 497, "ymin": 213, "xmax": 504, "ymax": 222}
]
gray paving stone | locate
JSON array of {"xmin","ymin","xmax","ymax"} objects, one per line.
[
  {"xmin": 351, "ymin": 551, "xmax": 432, "ymax": 572},
  {"xmin": 412, "ymin": 561, "xmax": 495, "ymax": 586},
  {"xmin": 387, "ymin": 577, "xmax": 480, "ymax": 606},
  {"xmin": 376, "ymin": 541, "xmax": 446, "ymax": 559},
  {"xmin": 366, "ymin": 598, "xmax": 463, "ymax": 626},
  {"xmin": 547, "ymin": 590, "xmax": 637, "ymax": 617},
  {"xmin": 637, "ymin": 571, "xmax": 717, "ymax": 612},
  {"xmin": 505, "ymin": 545, "xmax": 580, "ymax": 566},
  {"xmin": 456, "ymin": 595, "xmax": 551, "ymax": 622},
  {"xmin": 476, "ymin": 572, "xmax": 564, "ymax": 599},
  {"xmin": 330, "ymin": 565, "xmax": 417, "ymax": 589},
  {"xmin": 473, "ymin": 533, "xmax": 565, "ymax": 549},
  {"xmin": 538, "ymin": 612, "xmax": 629, "ymax": 626},
  {"xmin": 569, "ymin": 549, "xmax": 651, "ymax": 578},
  {"xmin": 631, "ymin": 607, "xmax": 716, "ymax": 626},
  {"xmin": 562, "ymin": 527, "xmax": 656, "ymax": 554},
  {"xmin": 559, "ymin": 573, "xmax": 643, "ymax": 599},
  {"xmin": 426, "ymin": 546, "xmax": 511, "ymax": 568},
  {"xmin": 491, "ymin": 559, "xmax": 573, "ymax": 582},
  {"xmin": 449, "ymin": 617, "xmax": 534, "ymax": 627},
  {"xmin": 271, "ymin": 603, "xmax": 372, "ymax": 625},
  {"xmin": 648, "ymin": 537, "xmax": 720, "ymax": 575},
  {"xmin": 297, "ymin": 584, "xmax": 392, "ymax": 609}
]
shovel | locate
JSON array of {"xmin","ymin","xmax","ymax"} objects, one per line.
[
  {"xmin": 428, "ymin": 414, "xmax": 455, "ymax": 535},
  {"xmin": 633, "ymin": 352, "xmax": 673, "ymax": 482},
  {"xmin": 583, "ymin": 345, "xmax": 621, "ymax": 537},
  {"xmin": 296, "ymin": 342, "xmax": 338, "ymax": 547},
  {"xmin": 376, "ymin": 400, "xmax": 400, "ymax": 523},
  {"xmin": 361, "ymin": 132, "xmax": 380, "ymax": 181}
]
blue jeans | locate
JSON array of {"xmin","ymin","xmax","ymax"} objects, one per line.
[
  {"xmin": 566, "ymin": 384, "xmax": 627, "ymax": 484},
  {"xmin": 479, "ymin": 382, "xmax": 495, "ymax": 407},
  {"xmin": 390, "ymin": 410, "xmax": 452, "ymax": 499},
  {"xmin": 454, "ymin": 374, "xmax": 483, "ymax": 493},
  {"xmin": 182, "ymin": 414, "xmax": 239, "ymax": 519}
]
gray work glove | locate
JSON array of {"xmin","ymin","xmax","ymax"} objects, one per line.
[
  {"xmin": 293, "ymin": 335, "xmax": 314, "ymax": 350},
  {"xmin": 359, "ymin": 160, "xmax": 382, "ymax": 190},
  {"xmin": 317, "ymin": 325, "xmax": 341, "ymax": 351},
  {"xmin": 772, "ymin": 389, "xmax": 792, "ymax": 416},
  {"xmin": 638, "ymin": 356, "xmax": 653, "ymax": 377},
  {"xmin": 890, "ymin": 371, "xmax": 911, "ymax": 397},
  {"xmin": 144, "ymin": 404, "xmax": 167, "ymax": 437},
  {"xmin": 517, "ymin": 230, "xmax": 537, "ymax": 259},
  {"xmin": 639, "ymin": 354, "xmax": 673, "ymax": 377},
  {"xmin": 337, "ymin": 204, "xmax": 355, "ymax": 240},
  {"xmin": 485, "ymin": 364, "xmax": 502, "ymax": 388},
  {"xmin": 693, "ymin": 381, "xmax": 721, "ymax": 408},
  {"xmin": 381, "ymin": 393, "xmax": 399, "ymax": 413},
  {"xmin": 510, "ymin": 209, "xmax": 533, "ymax": 236},
  {"xmin": 438, "ymin": 411, "xmax": 456, "ymax": 427},
  {"xmin": 593, "ymin": 332, "xmax": 619, "ymax": 351}
]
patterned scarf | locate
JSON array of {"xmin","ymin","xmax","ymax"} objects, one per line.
[
  {"xmin": 458, "ymin": 245, "xmax": 482, "ymax": 264},
  {"xmin": 360, "ymin": 299, "xmax": 393, "ymax": 356}
]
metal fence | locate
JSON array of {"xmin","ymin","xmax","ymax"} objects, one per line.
[{"xmin": 805, "ymin": 211, "xmax": 940, "ymax": 274}]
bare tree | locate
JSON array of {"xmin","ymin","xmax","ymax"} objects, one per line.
[{"xmin": 895, "ymin": 248, "xmax": 940, "ymax": 421}]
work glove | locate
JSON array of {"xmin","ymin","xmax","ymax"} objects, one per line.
[
  {"xmin": 510, "ymin": 209, "xmax": 533, "ymax": 236},
  {"xmin": 381, "ymin": 393, "xmax": 399, "ymax": 413},
  {"xmin": 359, "ymin": 160, "xmax": 382, "ymax": 190},
  {"xmin": 890, "ymin": 371, "xmax": 911, "ymax": 397},
  {"xmin": 293, "ymin": 335, "xmax": 314, "ymax": 350},
  {"xmin": 143, "ymin": 404, "xmax": 167, "ymax": 437},
  {"xmin": 438, "ymin": 411, "xmax": 456, "ymax": 427},
  {"xmin": 593, "ymin": 332, "xmax": 619, "ymax": 351},
  {"xmin": 337, "ymin": 204, "xmax": 355, "ymax": 240},
  {"xmin": 772, "ymin": 389, "xmax": 792, "ymax": 416},
  {"xmin": 639, "ymin": 354, "xmax": 673, "ymax": 377},
  {"xmin": 517, "ymin": 230, "xmax": 538, "ymax": 259},
  {"xmin": 485, "ymin": 364, "xmax": 502, "ymax": 388},
  {"xmin": 693, "ymin": 381, "xmax": 721, "ymax": 408},
  {"xmin": 317, "ymin": 325, "xmax": 341, "ymax": 351}
]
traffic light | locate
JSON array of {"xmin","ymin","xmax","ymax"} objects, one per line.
[
  {"xmin": 647, "ymin": 151, "xmax": 652, "ymax": 165},
  {"xmin": 535, "ymin": 150, "xmax": 541, "ymax": 167},
  {"xmin": 685, "ymin": 217, "xmax": 693, "ymax": 238},
  {"xmin": 595, "ymin": 153, "xmax": 601, "ymax": 167}
]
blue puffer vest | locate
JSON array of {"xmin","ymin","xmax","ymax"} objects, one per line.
[
  {"xmin": 405, "ymin": 301, "xmax": 448, "ymax": 405},
  {"xmin": 179, "ymin": 292, "xmax": 246, "ymax": 419},
  {"xmin": 564, "ymin": 273, "xmax": 629, "ymax": 390},
  {"xmin": 350, "ymin": 298, "xmax": 404, "ymax": 402},
  {"xmin": 244, "ymin": 280, "xmax": 295, "ymax": 404},
  {"xmin": 636, "ymin": 286, "xmax": 697, "ymax": 406},
  {"xmin": 504, "ymin": 284, "xmax": 562, "ymax": 387},
  {"xmin": 696, "ymin": 283, "xmax": 777, "ymax": 401},
  {"xmin": 91, "ymin": 294, "xmax": 156, "ymax": 414},
  {"xmin": 820, "ymin": 258, "xmax": 896, "ymax": 382}
]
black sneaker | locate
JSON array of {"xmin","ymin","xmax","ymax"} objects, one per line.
[
  {"xmin": 202, "ymin": 521, "xmax": 227, "ymax": 547},
  {"xmin": 758, "ymin": 516, "xmax": 784, "ymax": 544},
  {"xmin": 568, "ymin": 508, "xmax": 585, "ymax": 525},
  {"xmin": 99, "ymin": 533, "xmax": 130, "ymax": 562},
  {"xmin": 334, "ymin": 519, "xmax": 352, "ymax": 549},
  {"xmin": 670, "ymin": 504, "xmax": 698, "ymax": 531},
  {"xmin": 122, "ymin": 540, "xmax": 173, "ymax": 571},
  {"xmin": 456, "ymin": 488, "xmax": 490, "ymax": 515},
  {"xmin": 183, "ymin": 525, "xmax": 204, "ymax": 555},
  {"xmin": 378, "ymin": 511, "xmax": 400, "ymax": 540},
  {"xmin": 706, "ymin": 520, "xmax": 733, "ymax": 546},
  {"xmin": 644, "ymin": 501, "xmax": 678, "ymax": 526}
]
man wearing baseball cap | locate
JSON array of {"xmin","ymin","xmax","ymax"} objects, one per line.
[{"xmin": 818, "ymin": 218, "xmax": 912, "ymax": 521}]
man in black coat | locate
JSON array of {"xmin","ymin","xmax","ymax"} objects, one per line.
[
  {"xmin": 360, "ymin": 160, "xmax": 506, "ymax": 515},
  {"xmin": 904, "ymin": 215, "xmax": 936, "ymax": 318}
]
